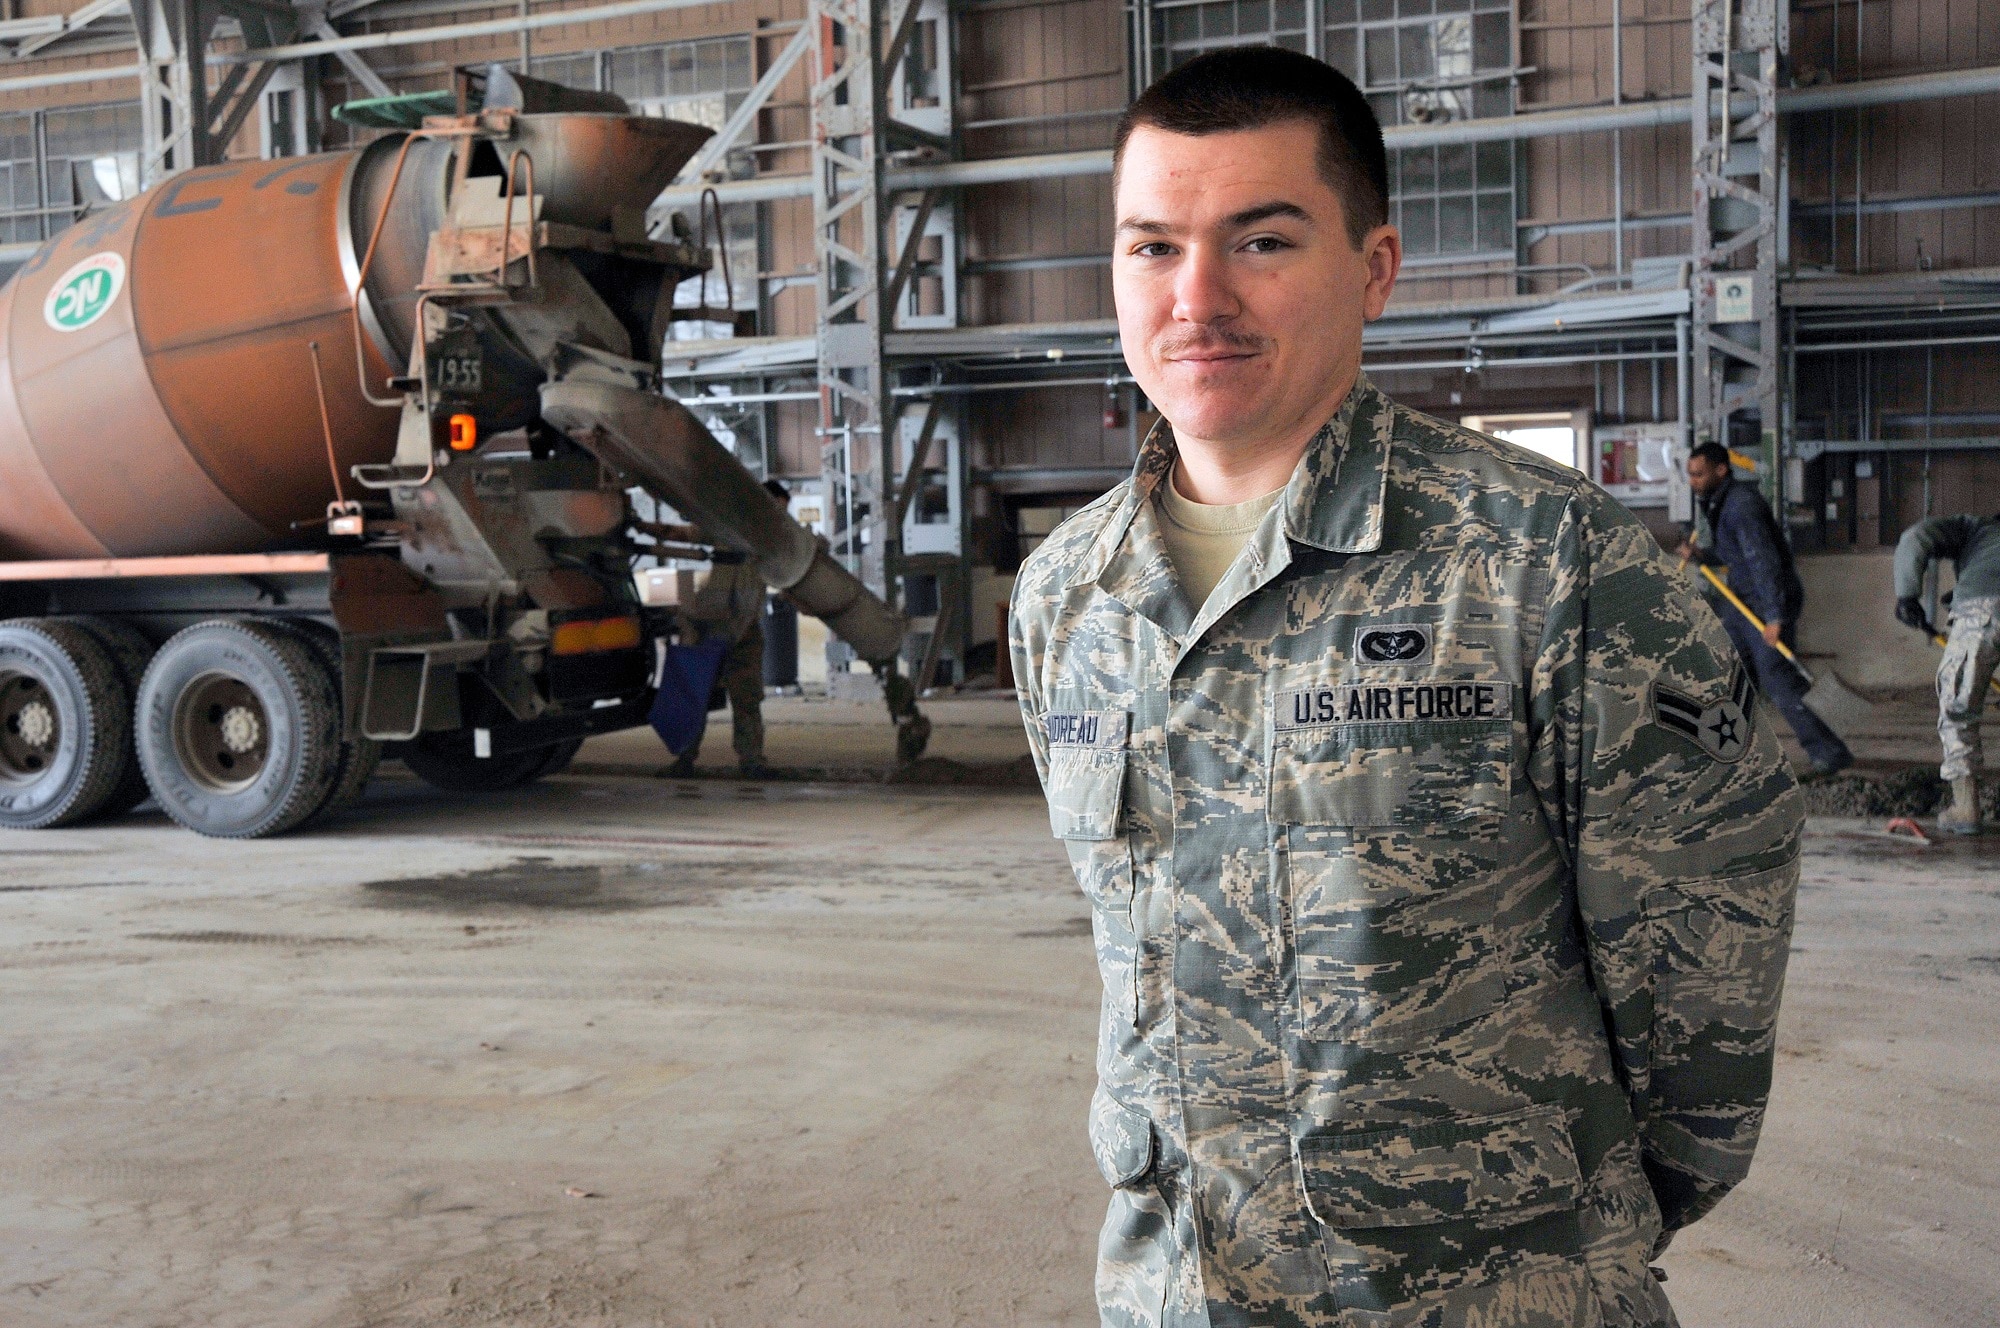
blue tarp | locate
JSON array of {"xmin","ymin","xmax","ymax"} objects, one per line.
[{"xmin": 649, "ymin": 639, "xmax": 729, "ymax": 755}]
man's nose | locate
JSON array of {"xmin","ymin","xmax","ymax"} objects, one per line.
[{"xmin": 1171, "ymin": 245, "xmax": 1239, "ymax": 325}]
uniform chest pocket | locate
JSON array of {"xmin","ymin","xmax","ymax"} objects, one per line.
[{"xmin": 1270, "ymin": 718, "xmax": 1514, "ymax": 1045}]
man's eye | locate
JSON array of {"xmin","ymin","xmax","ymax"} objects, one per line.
[
  {"xmin": 1132, "ymin": 242, "xmax": 1175, "ymax": 258},
  {"xmin": 1243, "ymin": 235, "xmax": 1292, "ymax": 253}
]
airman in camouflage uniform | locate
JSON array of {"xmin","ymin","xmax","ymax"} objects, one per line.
[{"xmin": 1011, "ymin": 373, "xmax": 1803, "ymax": 1327}]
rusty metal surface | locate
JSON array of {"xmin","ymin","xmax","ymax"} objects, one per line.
[
  {"xmin": 352, "ymin": 135, "xmax": 453, "ymax": 365},
  {"xmin": 509, "ymin": 115, "xmax": 711, "ymax": 228},
  {"xmin": 0, "ymin": 151, "xmax": 407, "ymax": 561},
  {"xmin": 1, "ymin": 195, "xmax": 271, "ymax": 559},
  {"xmin": 131, "ymin": 152, "xmax": 402, "ymax": 542},
  {"xmin": 0, "ymin": 553, "xmax": 332, "ymax": 582},
  {"xmin": 0, "ymin": 269, "xmax": 110, "ymax": 560}
]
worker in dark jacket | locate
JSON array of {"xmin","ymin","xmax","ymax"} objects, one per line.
[
  {"xmin": 1679, "ymin": 442, "xmax": 1854, "ymax": 774},
  {"xmin": 1892, "ymin": 514, "xmax": 2000, "ymax": 832}
]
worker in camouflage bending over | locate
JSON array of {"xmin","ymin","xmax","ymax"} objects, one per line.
[
  {"xmin": 1009, "ymin": 48, "xmax": 1803, "ymax": 1328},
  {"xmin": 1893, "ymin": 512, "xmax": 2000, "ymax": 833}
]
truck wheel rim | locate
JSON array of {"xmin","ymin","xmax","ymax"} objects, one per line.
[
  {"xmin": 0, "ymin": 669, "xmax": 59, "ymax": 784},
  {"xmin": 173, "ymin": 671, "xmax": 271, "ymax": 794}
]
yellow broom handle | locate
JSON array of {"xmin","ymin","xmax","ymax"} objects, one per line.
[{"xmin": 1696, "ymin": 563, "xmax": 1809, "ymax": 669}]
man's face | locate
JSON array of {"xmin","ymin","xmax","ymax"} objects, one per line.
[
  {"xmin": 1687, "ymin": 456, "xmax": 1726, "ymax": 496},
  {"xmin": 1112, "ymin": 120, "xmax": 1399, "ymax": 452}
]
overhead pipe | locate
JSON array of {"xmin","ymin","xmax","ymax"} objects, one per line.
[{"xmin": 649, "ymin": 62, "xmax": 2000, "ymax": 211}]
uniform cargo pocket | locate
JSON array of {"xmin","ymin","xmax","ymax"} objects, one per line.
[
  {"xmin": 1299, "ymin": 1103, "xmax": 1603, "ymax": 1327},
  {"xmin": 1271, "ymin": 719, "xmax": 1513, "ymax": 1044},
  {"xmin": 1089, "ymin": 1088, "xmax": 1155, "ymax": 1188}
]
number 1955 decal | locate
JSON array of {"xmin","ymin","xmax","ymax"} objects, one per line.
[{"xmin": 43, "ymin": 252, "xmax": 125, "ymax": 332}]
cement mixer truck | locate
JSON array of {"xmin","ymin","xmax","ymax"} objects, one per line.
[{"xmin": 0, "ymin": 69, "xmax": 926, "ymax": 839}]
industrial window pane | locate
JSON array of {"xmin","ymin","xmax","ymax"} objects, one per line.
[
  {"xmin": 1400, "ymin": 146, "xmax": 1435, "ymax": 194},
  {"xmin": 1435, "ymin": 15, "xmax": 1471, "ymax": 76},
  {"xmin": 532, "ymin": 53, "xmax": 599, "ymax": 90},
  {"xmin": 1322, "ymin": 0, "xmax": 1355, "ymax": 20},
  {"xmin": 1399, "ymin": 24, "xmax": 1433, "ymax": 81},
  {"xmin": 1275, "ymin": 31, "xmax": 1307, "ymax": 51},
  {"xmin": 1478, "ymin": 192, "xmax": 1512, "ymax": 249},
  {"xmin": 1438, "ymin": 142, "xmax": 1474, "ymax": 191},
  {"xmin": 1402, "ymin": 197, "xmax": 1436, "ymax": 252},
  {"xmin": 1166, "ymin": 8, "xmax": 1196, "ymax": 41},
  {"xmin": 1438, "ymin": 194, "xmax": 1476, "ymax": 250},
  {"xmin": 1360, "ymin": 0, "xmax": 1394, "ymax": 23},
  {"xmin": 1477, "ymin": 140, "xmax": 1510, "ymax": 183},
  {"xmin": 1399, "ymin": 0, "xmax": 1433, "ymax": 16},
  {"xmin": 1365, "ymin": 27, "xmax": 1397, "ymax": 85},
  {"xmin": 1237, "ymin": 0, "xmax": 1270, "ymax": 35},
  {"xmin": 1473, "ymin": 11, "xmax": 1508, "ymax": 68},
  {"xmin": 1325, "ymin": 27, "xmax": 1360, "ymax": 80},
  {"xmin": 1201, "ymin": 4, "xmax": 1230, "ymax": 38},
  {"xmin": 1276, "ymin": 0, "xmax": 1306, "ymax": 29}
]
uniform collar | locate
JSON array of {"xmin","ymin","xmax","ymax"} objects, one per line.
[{"xmin": 1064, "ymin": 373, "xmax": 1392, "ymax": 595}]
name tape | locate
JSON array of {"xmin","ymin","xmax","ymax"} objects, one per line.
[
  {"xmin": 1276, "ymin": 681, "xmax": 1513, "ymax": 730},
  {"xmin": 1045, "ymin": 710, "xmax": 1129, "ymax": 748}
]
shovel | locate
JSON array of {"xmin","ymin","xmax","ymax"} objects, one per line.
[{"xmin": 1694, "ymin": 563, "xmax": 1878, "ymax": 730}]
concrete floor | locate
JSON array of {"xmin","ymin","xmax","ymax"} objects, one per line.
[{"xmin": 2, "ymin": 698, "xmax": 1997, "ymax": 1327}]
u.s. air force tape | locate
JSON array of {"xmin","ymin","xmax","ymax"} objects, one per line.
[
  {"xmin": 1276, "ymin": 681, "xmax": 1513, "ymax": 730},
  {"xmin": 1044, "ymin": 711, "xmax": 1130, "ymax": 748}
]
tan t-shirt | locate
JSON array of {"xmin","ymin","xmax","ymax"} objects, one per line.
[{"xmin": 1155, "ymin": 473, "xmax": 1284, "ymax": 610}]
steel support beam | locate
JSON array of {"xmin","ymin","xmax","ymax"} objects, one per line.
[
  {"xmin": 1691, "ymin": 0, "xmax": 1784, "ymax": 503},
  {"xmin": 654, "ymin": 62, "xmax": 2000, "ymax": 211}
]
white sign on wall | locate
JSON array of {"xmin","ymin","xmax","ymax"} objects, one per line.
[{"xmin": 1714, "ymin": 274, "xmax": 1755, "ymax": 323}]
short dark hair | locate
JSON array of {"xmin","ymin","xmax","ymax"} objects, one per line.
[
  {"xmin": 1114, "ymin": 46, "xmax": 1388, "ymax": 247},
  {"xmin": 1689, "ymin": 442, "xmax": 1732, "ymax": 468}
]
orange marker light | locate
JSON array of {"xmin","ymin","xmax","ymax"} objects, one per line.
[
  {"xmin": 448, "ymin": 413, "xmax": 477, "ymax": 451},
  {"xmin": 551, "ymin": 615, "xmax": 644, "ymax": 656}
]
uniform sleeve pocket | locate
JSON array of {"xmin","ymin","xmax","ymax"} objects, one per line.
[
  {"xmin": 1047, "ymin": 746, "xmax": 1128, "ymax": 840},
  {"xmin": 1089, "ymin": 1088, "xmax": 1155, "ymax": 1188},
  {"xmin": 1298, "ymin": 1102, "xmax": 1581, "ymax": 1228},
  {"xmin": 1270, "ymin": 719, "xmax": 1512, "ymax": 828}
]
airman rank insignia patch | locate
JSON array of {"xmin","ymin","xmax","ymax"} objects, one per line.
[
  {"xmin": 1355, "ymin": 623, "xmax": 1433, "ymax": 664},
  {"xmin": 1652, "ymin": 666, "xmax": 1754, "ymax": 763}
]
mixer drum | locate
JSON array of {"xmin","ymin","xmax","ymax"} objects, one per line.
[{"xmin": 0, "ymin": 149, "xmax": 406, "ymax": 560}]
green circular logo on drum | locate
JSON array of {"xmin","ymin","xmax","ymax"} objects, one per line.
[{"xmin": 43, "ymin": 252, "xmax": 125, "ymax": 332}]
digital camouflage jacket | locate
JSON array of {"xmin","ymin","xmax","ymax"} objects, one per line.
[{"xmin": 1009, "ymin": 376, "xmax": 1803, "ymax": 1328}]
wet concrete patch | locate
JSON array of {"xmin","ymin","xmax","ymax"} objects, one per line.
[{"xmin": 361, "ymin": 857, "xmax": 725, "ymax": 914}]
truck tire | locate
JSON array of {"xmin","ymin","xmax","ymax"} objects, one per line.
[
  {"xmin": 58, "ymin": 616, "xmax": 156, "ymax": 817},
  {"xmin": 0, "ymin": 619, "xmax": 135, "ymax": 829},
  {"xmin": 136, "ymin": 619, "xmax": 343, "ymax": 839},
  {"xmin": 400, "ymin": 732, "xmax": 576, "ymax": 792},
  {"xmin": 265, "ymin": 618, "xmax": 382, "ymax": 827}
]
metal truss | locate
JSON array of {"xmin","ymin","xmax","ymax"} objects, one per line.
[
  {"xmin": 809, "ymin": 0, "xmax": 959, "ymax": 684},
  {"xmin": 1691, "ymin": 0, "xmax": 1786, "ymax": 503}
]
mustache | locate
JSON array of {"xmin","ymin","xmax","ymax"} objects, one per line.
[{"xmin": 1154, "ymin": 325, "xmax": 1267, "ymax": 359}]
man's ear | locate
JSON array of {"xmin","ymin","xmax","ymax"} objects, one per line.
[{"xmin": 1360, "ymin": 223, "xmax": 1402, "ymax": 322}]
